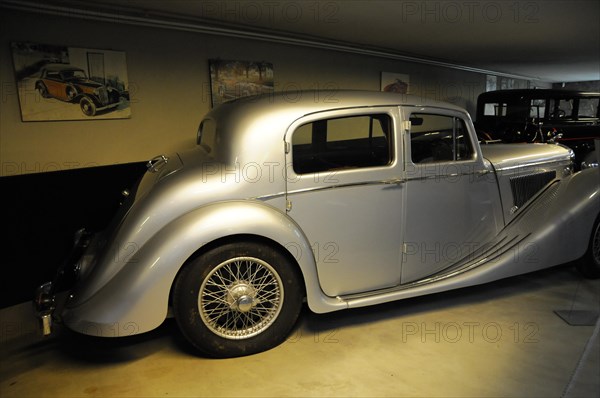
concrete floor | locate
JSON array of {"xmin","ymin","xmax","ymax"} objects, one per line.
[{"xmin": 1, "ymin": 264, "xmax": 598, "ymax": 398}]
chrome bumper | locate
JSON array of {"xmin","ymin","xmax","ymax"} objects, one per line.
[{"xmin": 33, "ymin": 228, "xmax": 91, "ymax": 336}]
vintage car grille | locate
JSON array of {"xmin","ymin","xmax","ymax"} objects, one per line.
[
  {"xmin": 98, "ymin": 87, "xmax": 108, "ymax": 105},
  {"xmin": 510, "ymin": 171, "xmax": 556, "ymax": 208}
]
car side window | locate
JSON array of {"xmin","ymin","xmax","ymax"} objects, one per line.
[
  {"xmin": 549, "ymin": 99, "xmax": 574, "ymax": 119},
  {"xmin": 292, "ymin": 114, "xmax": 393, "ymax": 174},
  {"xmin": 483, "ymin": 102, "xmax": 507, "ymax": 116},
  {"xmin": 409, "ymin": 113, "xmax": 474, "ymax": 164},
  {"xmin": 577, "ymin": 98, "xmax": 599, "ymax": 118}
]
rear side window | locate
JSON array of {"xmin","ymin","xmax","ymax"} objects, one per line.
[
  {"xmin": 197, "ymin": 118, "xmax": 217, "ymax": 152},
  {"xmin": 292, "ymin": 114, "xmax": 393, "ymax": 174},
  {"xmin": 409, "ymin": 114, "xmax": 474, "ymax": 163}
]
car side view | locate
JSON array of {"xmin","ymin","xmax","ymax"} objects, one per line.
[
  {"xmin": 475, "ymin": 89, "xmax": 600, "ymax": 169},
  {"xmin": 35, "ymin": 90, "xmax": 600, "ymax": 358},
  {"xmin": 35, "ymin": 64, "xmax": 123, "ymax": 116}
]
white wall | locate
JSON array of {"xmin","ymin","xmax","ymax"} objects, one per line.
[{"xmin": 0, "ymin": 8, "xmax": 537, "ymax": 176}]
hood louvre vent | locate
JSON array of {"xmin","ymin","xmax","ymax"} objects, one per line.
[{"xmin": 510, "ymin": 171, "xmax": 556, "ymax": 208}]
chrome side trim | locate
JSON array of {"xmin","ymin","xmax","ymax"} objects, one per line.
[
  {"xmin": 251, "ymin": 192, "xmax": 287, "ymax": 201},
  {"xmin": 256, "ymin": 170, "xmax": 490, "ymax": 199},
  {"xmin": 285, "ymin": 178, "xmax": 405, "ymax": 197},
  {"xmin": 405, "ymin": 169, "xmax": 491, "ymax": 182},
  {"xmin": 252, "ymin": 178, "xmax": 405, "ymax": 201}
]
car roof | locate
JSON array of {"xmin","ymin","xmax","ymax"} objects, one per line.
[
  {"xmin": 206, "ymin": 89, "xmax": 468, "ymax": 134},
  {"xmin": 218, "ymin": 89, "xmax": 466, "ymax": 114},
  {"xmin": 203, "ymin": 90, "xmax": 470, "ymax": 162},
  {"xmin": 41, "ymin": 63, "xmax": 85, "ymax": 72}
]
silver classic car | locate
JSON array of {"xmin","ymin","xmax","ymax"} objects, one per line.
[{"xmin": 36, "ymin": 90, "xmax": 600, "ymax": 357}]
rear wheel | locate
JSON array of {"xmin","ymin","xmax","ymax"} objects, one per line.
[
  {"xmin": 66, "ymin": 85, "xmax": 79, "ymax": 101},
  {"xmin": 36, "ymin": 82, "xmax": 49, "ymax": 98},
  {"xmin": 577, "ymin": 215, "xmax": 600, "ymax": 279},
  {"xmin": 173, "ymin": 241, "xmax": 303, "ymax": 357}
]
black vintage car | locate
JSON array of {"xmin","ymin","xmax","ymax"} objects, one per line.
[{"xmin": 475, "ymin": 89, "xmax": 599, "ymax": 169}]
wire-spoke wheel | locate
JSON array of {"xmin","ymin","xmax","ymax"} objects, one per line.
[
  {"xmin": 199, "ymin": 257, "xmax": 283, "ymax": 339},
  {"xmin": 173, "ymin": 241, "xmax": 303, "ymax": 357},
  {"xmin": 577, "ymin": 214, "xmax": 600, "ymax": 279}
]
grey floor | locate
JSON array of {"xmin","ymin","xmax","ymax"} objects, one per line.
[{"xmin": 1, "ymin": 264, "xmax": 599, "ymax": 397}]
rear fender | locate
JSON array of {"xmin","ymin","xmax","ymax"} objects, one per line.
[{"xmin": 62, "ymin": 200, "xmax": 343, "ymax": 336}]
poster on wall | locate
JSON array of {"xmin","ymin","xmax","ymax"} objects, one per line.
[
  {"xmin": 486, "ymin": 75, "xmax": 497, "ymax": 92},
  {"xmin": 209, "ymin": 59, "xmax": 274, "ymax": 107},
  {"xmin": 11, "ymin": 41, "xmax": 131, "ymax": 121},
  {"xmin": 381, "ymin": 72, "xmax": 410, "ymax": 94},
  {"xmin": 500, "ymin": 77, "xmax": 515, "ymax": 90}
]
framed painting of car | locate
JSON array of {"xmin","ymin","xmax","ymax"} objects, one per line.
[
  {"xmin": 10, "ymin": 41, "xmax": 131, "ymax": 121},
  {"xmin": 209, "ymin": 59, "xmax": 274, "ymax": 107}
]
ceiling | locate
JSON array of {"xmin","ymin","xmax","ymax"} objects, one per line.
[{"xmin": 6, "ymin": 0, "xmax": 600, "ymax": 82}]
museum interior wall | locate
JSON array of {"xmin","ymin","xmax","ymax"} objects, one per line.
[{"xmin": 0, "ymin": 7, "xmax": 543, "ymax": 307}]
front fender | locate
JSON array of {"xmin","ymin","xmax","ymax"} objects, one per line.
[{"xmin": 62, "ymin": 200, "xmax": 344, "ymax": 337}]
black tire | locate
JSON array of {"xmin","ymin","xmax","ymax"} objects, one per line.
[
  {"xmin": 577, "ymin": 215, "xmax": 600, "ymax": 279},
  {"xmin": 173, "ymin": 241, "xmax": 303, "ymax": 357},
  {"xmin": 37, "ymin": 82, "xmax": 49, "ymax": 98},
  {"xmin": 80, "ymin": 96, "xmax": 96, "ymax": 116}
]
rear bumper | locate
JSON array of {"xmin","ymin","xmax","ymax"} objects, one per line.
[
  {"xmin": 33, "ymin": 228, "xmax": 91, "ymax": 335},
  {"xmin": 34, "ymin": 282, "xmax": 55, "ymax": 335}
]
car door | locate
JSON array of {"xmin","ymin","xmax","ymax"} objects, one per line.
[
  {"xmin": 284, "ymin": 107, "xmax": 405, "ymax": 297},
  {"xmin": 400, "ymin": 107, "xmax": 502, "ymax": 284},
  {"xmin": 44, "ymin": 70, "xmax": 63, "ymax": 99}
]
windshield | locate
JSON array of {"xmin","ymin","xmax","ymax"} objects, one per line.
[{"xmin": 61, "ymin": 70, "xmax": 87, "ymax": 80}]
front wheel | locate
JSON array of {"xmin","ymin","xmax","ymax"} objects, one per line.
[
  {"xmin": 577, "ymin": 215, "xmax": 600, "ymax": 279},
  {"xmin": 80, "ymin": 96, "xmax": 96, "ymax": 116},
  {"xmin": 173, "ymin": 241, "xmax": 303, "ymax": 357}
]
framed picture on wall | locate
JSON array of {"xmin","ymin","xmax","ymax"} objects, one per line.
[
  {"xmin": 209, "ymin": 59, "xmax": 274, "ymax": 107},
  {"xmin": 10, "ymin": 41, "xmax": 131, "ymax": 121},
  {"xmin": 381, "ymin": 72, "xmax": 410, "ymax": 94},
  {"xmin": 486, "ymin": 74, "xmax": 498, "ymax": 92}
]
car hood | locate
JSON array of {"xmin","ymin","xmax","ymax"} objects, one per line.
[
  {"xmin": 481, "ymin": 143, "xmax": 573, "ymax": 171},
  {"xmin": 66, "ymin": 77, "xmax": 103, "ymax": 88}
]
